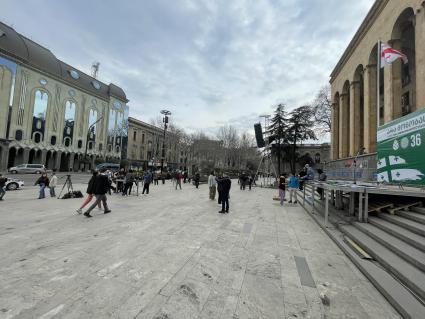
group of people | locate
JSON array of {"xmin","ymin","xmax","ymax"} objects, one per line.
[
  {"xmin": 34, "ymin": 172, "xmax": 58, "ymax": 199},
  {"xmin": 278, "ymin": 164, "xmax": 327, "ymax": 206},
  {"xmin": 238, "ymin": 172, "xmax": 254, "ymax": 190},
  {"xmin": 208, "ymin": 172, "xmax": 231, "ymax": 213}
]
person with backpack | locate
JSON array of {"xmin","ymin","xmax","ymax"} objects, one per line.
[
  {"xmin": 76, "ymin": 171, "xmax": 102, "ymax": 214},
  {"xmin": 35, "ymin": 173, "xmax": 49, "ymax": 199},
  {"xmin": 83, "ymin": 168, "xmax": 111, "ymax": 218}
]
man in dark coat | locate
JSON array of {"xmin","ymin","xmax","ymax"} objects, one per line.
[
  {"xmin": 84, "ymin": 169, "xmax": 111, "ymax": 217},
  {"xmin": 217, "ymin": 174, "xmax": 231, "ymax": 214}
]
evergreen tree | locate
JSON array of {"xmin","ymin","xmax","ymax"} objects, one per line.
[
  {"xmin": 267, "ymin": 104, "xmax": 288, "ymax": 176},
  {"xmin": 286, "ymin": 105, "xmax": 317, "ymax": 174}
]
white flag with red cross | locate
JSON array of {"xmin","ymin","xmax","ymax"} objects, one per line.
[{"xmin": 380, "ymin": 42, "xmax": 408, "ymax": 68}]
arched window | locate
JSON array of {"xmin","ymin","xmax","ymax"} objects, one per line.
[
  {"xmin": 88, "ymin": 141, "xmax": 94, "ymax": 150},
  {"xmin": 31, "ymin": 90, "xmax": 49, "ymax": 140},
  {"xmin": 99, "ymin": 143, "xmax": 103, "ymax": 151},
  {"xmin": 63, "ymin": 100, "xmax": 76, "ymax": 145},
  {"xmin": 78, "ymin": 140, "xmax": 83, "ymax": 148},
  {"xmin": 51, "ymin": 136, "xmax": 57, "ymax": 145},
  {"xmin": 64, "ymin": 137, "xmax": 71, "ymax": 147},
  {"xmin": 15, "ymin": 130, "xmax": 23, "ymax": 141},
  {"xmin": 33, "ymin": 132, "xmax": 42, "ymax": 143},
  {"xmin": 315, "ymin": 153, "xmax": 321, "ymax": 163}
]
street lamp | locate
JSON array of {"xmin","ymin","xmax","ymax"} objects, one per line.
[{"xmin": 160, "ymin": 110, "xmax": 171, "ymax": 173}]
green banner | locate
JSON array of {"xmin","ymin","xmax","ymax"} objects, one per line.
[{"xmin": 377, "ymin": 108, "xmax": 425, "ymax": 185}]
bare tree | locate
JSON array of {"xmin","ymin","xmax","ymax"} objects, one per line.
[{"xmin": 312, "ymin": 85, "xmax": 332, "ymax": 136}]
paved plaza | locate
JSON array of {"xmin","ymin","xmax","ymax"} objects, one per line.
[{"xmin": 0, "ymin": 180, "xmax": 400, "ymax": 319}]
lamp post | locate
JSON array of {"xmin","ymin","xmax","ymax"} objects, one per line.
[{"xmin": 160, "ymin": 110, "xmax": 171, "ymax": 173}]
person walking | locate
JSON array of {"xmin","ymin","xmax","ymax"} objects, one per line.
[
  {"xmin": 83, "ymin": 169, "xmax": 111, "ymax": 218},
  {"xmin": 0, "ymin": 174, "xmax": 7, "ymax": 201},
  {"xmin": 288, "ymin": 173, "xmax": 299, "ymax": 204},
  {"xmin": 35, "ymin": 173, "xmax": 49, "ymax": 199},
  {"xmin": 208, "ymin": 171, "xmax": 217, "ymax": 200},
  {"xmin": 76, "ymin": 171, "xmax": 101, "ymax": 214},
  {"xmin": 123, "ymin": 170, "xmax": 135, "ymax": 196},
  {"xmin": 175, "ymin": 171, "xmax": 182, "ymax": 190},
  {"xmin": 194, "ymin": 172, "xmax": 200, "ymax": 189},
  {"xmin": 278, "ymin": 174, "xmax": 286, "ymax": 206},
  {"xmin": 142, "ymin": 170, "xmax": 152, "ymax": 194},
  {"xmin": 49, "ymin": 171, "xmax": 58, "ymax": 197},
  {"xmin": 217, "ymin": 174, "xmax": 231, "ymax": 213},
  {"xmin": 248, "ymin": 175, "xmax": 253, "ymax": 191}
]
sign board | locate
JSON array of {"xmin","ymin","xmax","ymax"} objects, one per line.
[{"xmin": 377, "ymin": 108, "xmax": 425, "ymax": 185}]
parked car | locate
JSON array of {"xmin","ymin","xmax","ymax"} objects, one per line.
[
  {"xmin": 8, "ymin": 164, "xmax": 47, "ymax": 174},
  {"xmin": 96, "ymin": 163, "xmax": 120, "ymax": 172},
  {"xmin": 5, "ymin": 178, "xmax": 24, "ymax": 191}
]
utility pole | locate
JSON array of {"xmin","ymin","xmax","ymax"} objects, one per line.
[{"xmin": 160, "ymin": 110, "xmax": 171, "ymax": 173}]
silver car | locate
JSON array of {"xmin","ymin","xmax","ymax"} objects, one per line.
[{"xmin": 8, "ymin": 164, "xmax": 47, "ymax": 174}]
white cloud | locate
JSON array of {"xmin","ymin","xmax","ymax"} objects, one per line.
[{"xmin": 1, "ymin": 0, "xmax": 374, "ymax": 139}]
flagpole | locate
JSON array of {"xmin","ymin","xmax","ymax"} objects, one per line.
[{"xmin": 377, "ymin": 40, "xmax": 381, "ymax": 129}]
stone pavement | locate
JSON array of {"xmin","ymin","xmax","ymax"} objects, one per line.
[{"xmin": 0, "ymin": 181, "xmax": 401, "ymax": 319}]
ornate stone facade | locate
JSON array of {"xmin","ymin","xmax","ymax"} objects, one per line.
[
  {"xmin": 330, "ymin": 0, "xmax": 425, "ymax": 160},
  {"xmin": 0, "ymin": 22, "xmax": 129, "ymax": 172}
]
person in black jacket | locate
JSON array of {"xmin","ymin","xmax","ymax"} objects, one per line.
[
  {"xmin": 84, "ymin": 169, "xmax": 111, "ymax": 217},
  {"xmin": 76, "ymin": 171, "xmax": 101, "ymax": 214},
  {"xmin": 217, "ymin": 174, "xmax": 231, "ymax": 214},
  {"xmin": 35, "ymin": 173, "xmax": 49, "ymax": 199}
]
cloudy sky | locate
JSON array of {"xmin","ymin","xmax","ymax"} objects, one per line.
[{"xmin": 1, "ymin": 0, "xmax": 373, "ymax": 136}]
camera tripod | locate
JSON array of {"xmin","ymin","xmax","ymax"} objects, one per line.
[{"xmin": 58, "ymin": 175, "xmax": 74, "ymax": 199}]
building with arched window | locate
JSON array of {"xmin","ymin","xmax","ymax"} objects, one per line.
[
  {"xmin": 330, "ymin": 0, "xmax": 425, "ymax": 161},
  {"xmin": 0, "ymin": 21, "xmax": 129, "ymax": 171}
]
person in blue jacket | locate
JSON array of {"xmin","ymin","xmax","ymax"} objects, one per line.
[{"xmin": 288, "ymin": 173, "xmax": 300, "ymax": 204}]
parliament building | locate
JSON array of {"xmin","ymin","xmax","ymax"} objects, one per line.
[
  {"xmin": 330, "ymin": 0, "xmax": 425, "ymax": 177},
  {"xmin": 0, "ymin": 21, "xmax": 129, "ymax": 172}
]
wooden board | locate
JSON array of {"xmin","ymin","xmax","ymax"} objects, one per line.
[
  {"xmin": 367, "ymin": 202, "xmax": 394, "ymax": 213},
  {"xmin": 387, "ymin": 202, "xmax": 422, "ymax": 215}
]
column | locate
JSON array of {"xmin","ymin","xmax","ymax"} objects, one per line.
[
  {"xmin": 0, "ymin": 144, "xmax": 9, "ymax": 171},
  {"xmin": 415, "ymin": 10, "xmax": 425, "ymax": 110},
  {"xmin": 364, "ymin": 64, "xmax": 377, "ymax": 153},
  {"xmin": 69, "ymin": 153, "xmax": 75, "ymax": 172},
  {"xmin": 339, "ymin": 94, "xmax": 349, "ymax": 158},
  {"xmin": 331, "ymin": 102, "xmax": 339, "ymax": 159},
  {"xmin": 41, "ymin": 149, "xmax": 47, "ymax": 166},
  {"xmin": 55, "ymin": 151, "xmax": 62, "ymax": 171},
  {"xmin": 350, "ymin": 81, "xmax": 361, "ymax": 156},
  {"xmin": 22, "ymin": 148, "xmax": 30, "ymax": 164}
]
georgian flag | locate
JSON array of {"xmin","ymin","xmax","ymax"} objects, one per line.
[{"xmin": 381, "ymin": 42, "xmax": 408, "ymax": 68}]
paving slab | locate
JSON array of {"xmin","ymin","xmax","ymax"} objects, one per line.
[{"xmin": 0, "ymin": 181, "xmax": 401, "ymax": 318}]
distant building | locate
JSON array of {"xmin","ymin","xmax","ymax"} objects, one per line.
[
  {"xmin": 271, "ymin": 143, "xmax": 330, "ymax": 174},
  {"xmin": 0, "ymin": 22, "xmax": 129, "ymax": 172},
  {"xmin": 127, "ymin": 117, "xmax": 184, "ymax": 170}
]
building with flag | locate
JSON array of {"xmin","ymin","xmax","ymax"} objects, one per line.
[{"xmin": 329, "ymin": 0, "xmax": 425, "ymax": 168}]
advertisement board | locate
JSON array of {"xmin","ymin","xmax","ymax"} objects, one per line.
[{"xmin": 377, "ymin": 108, "xmax": 425, "ymax": 185}]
